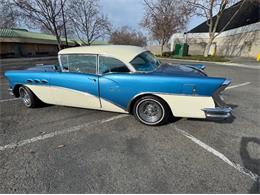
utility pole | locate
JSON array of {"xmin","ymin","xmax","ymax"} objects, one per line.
[{"xmin": 61, "ymin": 0, "xmax": 68, "ymax": 47}]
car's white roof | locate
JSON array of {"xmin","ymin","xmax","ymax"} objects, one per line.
[{"xmin": 58, "ymin": 45, "xmax": 147, "ymax": 64}]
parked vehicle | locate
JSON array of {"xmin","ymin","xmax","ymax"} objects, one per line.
[{"xmin": 4, "ymin": 45, "xmax": 232, "ymax": 125}]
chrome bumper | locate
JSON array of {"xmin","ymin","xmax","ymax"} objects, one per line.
[
  {"xmin": 204, "ymin": 79, "xmax": 232, "ymax": 119},
  {"xmin": 8, "ymin": 88, "xmax": 14, "ymax": 96},
  {"xmin": 202, "ymin": 107, "xmax": 232, "ymax": 119}
]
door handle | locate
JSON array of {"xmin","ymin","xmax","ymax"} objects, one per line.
[
  {"xmin": 88, "ymin": 78, "xmax": 97, "ymax": 82},
  {"xmin": 41, "ymin": 79, "xmax": 48, "ymax": 84}
]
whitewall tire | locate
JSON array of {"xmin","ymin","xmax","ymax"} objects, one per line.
[
  {"xmin": 133, "ymin": 95, "xmax": 170, "ymax": 126},
  {"xmin": 19, "ymin": 86, "xmax": 41, "ymax": 108}
]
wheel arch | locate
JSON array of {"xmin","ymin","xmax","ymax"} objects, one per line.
[
  {"xmin": 13, "ymin": 84, "xmax": 23, "ymax": 97},
  {"xmin": 13, "ymin": 84, "xmax": 39, "ymax": 99},
  {"xmin": 128, "ymin": 93, "xmax": 173, "ymax": 116}
]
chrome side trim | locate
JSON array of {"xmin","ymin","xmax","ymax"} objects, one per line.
[{"xmin": 100, "ymin": 96, "xmax": 128, "ymax": 112}]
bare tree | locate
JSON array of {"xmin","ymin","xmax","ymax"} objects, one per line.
[
  {"xmin": 187, "ymin": 0, "xmax": 247, "ymax": 57},
  {"xmin": 13, "ymin": 0, "xmax": 68, "ymax": 50},
  {"xmin": 142, "ymin": 0, "xmax": 191, "ymax": 55},
  {"xmin": 0, "ymin": 0, "xmax": 19, "ymax": 28},
  {"xmin": 109, "ymin": 26, "xmax": 147, "ymax": 47},
  {"xmin": 68, "ymin": 0, "xmax": 111, "ymax": 45}
]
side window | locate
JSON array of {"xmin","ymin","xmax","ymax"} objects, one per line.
[
  {"xmin": 99, "ymin": 56, "xmax": 130, "ymax": 74},
  {"xmin": 60, "ymin": 54, "xmax": 97, "ymax": 74}
]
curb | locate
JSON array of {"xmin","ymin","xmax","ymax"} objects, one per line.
[{"xmin": 158, "ymin": 57, "xmax": 260, "ymax": 70}]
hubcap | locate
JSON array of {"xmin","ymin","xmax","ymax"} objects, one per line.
[
  {"xmin": 19, "ymin": 88, "xmax": 31, "ymax": 107},
  {"xmin": 137, "ymin": 100, "xmax": 163, "ymax": 124}
]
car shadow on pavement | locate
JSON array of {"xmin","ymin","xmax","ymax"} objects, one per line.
[
  {"xmin": 166, "ymin": 116, "xmax": 182, "ymax": 125},
  {"xmin": 35, "ymin": 103, "xmax": 53, "ymax": 108},
  {"xmin": 240, "ymin": 137, "xmax": 260, "ymax": 193}
]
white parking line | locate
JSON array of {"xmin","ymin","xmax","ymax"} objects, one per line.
[
  {"xmin": 174, "ymin": 125, "xmax": 259, "ymax": 182},
  {"xmin": 226, "ymin": 82, "xmax": 251, "ymax": 90},
  {"xmin": 0, "ymin": 114, "xmax": 128, "ymax": 152},
  {"xmin": 0, "ymin": 98, "xmax": 19, "ymax": 103}
]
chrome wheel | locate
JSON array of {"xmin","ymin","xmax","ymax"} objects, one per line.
[
  {"xmin": 136, "ymin": 99, "xmax": 165, "ymax": 125},
  {"xmin": 19, "ymin": 87, "xmax": 32, "ymax": 107}
]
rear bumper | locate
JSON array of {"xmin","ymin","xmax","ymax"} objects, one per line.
[
  {"xmin": 203, "ymin": 79, "xmax": 232, "ymax": 119},
  {"xmin": 202, "ymin": 107, "xmax": 232, "ymax": 119}
]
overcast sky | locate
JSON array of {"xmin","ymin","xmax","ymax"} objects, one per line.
[{"xmin": 100, "ymin": 0, "xmax": 205, "ymax": 32}]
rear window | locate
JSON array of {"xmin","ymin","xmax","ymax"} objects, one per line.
[
  {"xmin": 99, "ymin": 56, "xmax": 130, "ymax": 74},
  {"xmin": 130, "ymin": 51, "xmax": 161, "ymax": 72}
]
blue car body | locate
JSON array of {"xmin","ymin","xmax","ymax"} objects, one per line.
[{"xmin": 4, "ymin": 45, "xmax": 232, "ymax": 121}]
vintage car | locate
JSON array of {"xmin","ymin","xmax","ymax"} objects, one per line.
[{"xmin": 4, "ymin": 45, "xmax": 232, "ymax": 125}]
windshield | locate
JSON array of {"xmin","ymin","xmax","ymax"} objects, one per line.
[{"xmin": 130, "ymin": 51, "xmax": 161, "ymax": 72}]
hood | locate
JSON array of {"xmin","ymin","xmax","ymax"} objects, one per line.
[{"xmin": 151, "ymin": 64, "xmax": 207, "ymax": 77}]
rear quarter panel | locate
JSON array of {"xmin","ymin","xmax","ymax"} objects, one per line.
[
  {"xmin": 99, "ymin": 73, "xmax": 225, "ymax": 112},
  {"xmin": 4, "ymin": 70, "xmax": 51, "ymax": 89}
]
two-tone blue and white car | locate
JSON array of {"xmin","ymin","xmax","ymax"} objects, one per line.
[{"xmin": 4, "ymin": 45, "xmax": 232, "ymax": 125}]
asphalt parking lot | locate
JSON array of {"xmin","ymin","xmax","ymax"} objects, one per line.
[{"xmin": 0, "ymin": 58, "xmax": 259, "ymax": 193}]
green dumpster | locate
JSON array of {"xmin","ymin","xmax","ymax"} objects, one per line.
[{"xmin": 175, "ymin": 43, "xmax": 189, "ymax": 56}]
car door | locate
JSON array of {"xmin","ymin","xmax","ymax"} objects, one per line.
[
  {"xmin": 48, "ymin": 54, "xmax": 100, "ymax": 109},
  {"xmin": 98, "ymin": 55, "xmax": 132, "ymax": 113}
]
